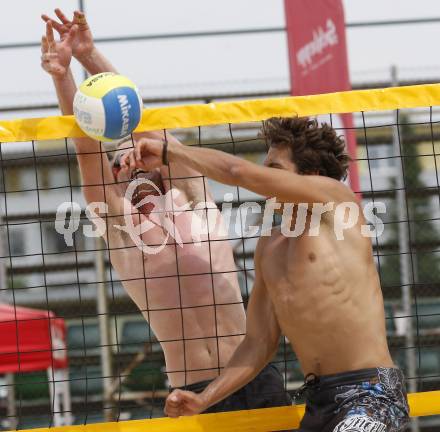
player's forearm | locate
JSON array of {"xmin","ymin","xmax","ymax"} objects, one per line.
[
  {"xmin": 199, "ymin": 337, "xmax": 272, "ymax": 410},
  {"xmin": 168, "ymin": 141, "xmax": 248, "ymax": 188},
  {"xmin": 77, "ymin": 46, "xmax": 117, "ymax": 75},
  {"xmin": 51, "ymin": 69, "xmax": 102, "ymax": 161},
  {"xmin": 72, "ymin": 137, "xmax": 120, "ymax": 211},
  {"xmin": 52, "ymin": 70, "xmax": 115, "ymax": 205},
  {"xmin": 166, "ymin": 160, "xmax": 204, "ymax": 189},
  {"xmin": 168, "ymin": 139, "xmax": 342, "ymax": 205},
  {"xmin": 52, "ymin": 69, "xmax": 76, "ymax": 115}
]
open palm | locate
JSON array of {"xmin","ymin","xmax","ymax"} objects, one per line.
[
  {"xmin": 41, "ymin": 22, "xmax": 76, "ymax": 78},
  {"xmin": 42, "ymin": 9, "xmax": 94, "ymax": 60}
]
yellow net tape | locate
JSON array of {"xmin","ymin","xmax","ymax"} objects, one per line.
[
  {"xmin": 1, "ymin": 83, "xmax": 440, "ymax": 143},
  {"xmin": 9, "ymin": 391, "xmax": 440, "ymax": 432}
]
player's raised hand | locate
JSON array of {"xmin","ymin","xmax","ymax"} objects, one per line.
[
  {"xmin": 41, "ymin": 9, "xmax": 94, "ymax": 61},
  {"xmin": 164, "ymin": 389, "xmax": 207, "ymax": 417},
  {"xmin": 41, "ymin": 21, "xmax": 77, "ymax": 78},
  {"xmin": 132, "ymin": 137, "xmax": 165, "ymax": 171}
]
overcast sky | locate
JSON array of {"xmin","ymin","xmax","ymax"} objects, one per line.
[{"xmin": 1, "ymin": 0, "xmax": 440, "ymax": 116}]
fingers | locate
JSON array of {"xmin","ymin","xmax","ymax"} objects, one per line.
[
  {"xmin": 51, "ymin": 19, "xmax": 66, "ymax": 35},
  {"xmin": 41, "ymin": 15, "xmax": 65, "ymax": 34},
  {"xmin": 165, "ymin": 406, "xmax": 180, "ymax": 418},
  {"xmin": 165, "ymin": 390, "xmax": 204, "ymax": 417},
  {"xmin": 135, "ymin": 138, "xmax": 163, "ymax": 160},
  {"xmin": 165, "ymin": 390, "xmax": 183, "ymax": 418},
  {"xmin": 135, "ymin": 140, "xmax": 144, "ymax": 161},
  {"xmin": 65, "ymin": 25, "xmax": 78, "ymax": 45},
  {"xmin": 45, "ymin": 21, "xmax": 56, "ymax": 50},
  {"xmin": 41, "ymin": 36, "xmax": 48, "ymax": 54},
  {"xmin": 169, "ymin": 390, "xmax": 182, "ymax": 404},
  {"xmin": 73, "ymin": 10, "xmax": 88, "ymax": 27},
  {"xmin": 120, "ymin": 152, "xmax": 130, "ymax": 170},
  {"xmin": 128, "ymin": 150, "xmax": 137, "ymax": 171},
  {"xmin": 134, "ymin": 138, "xmax": 148, "ymax": 161},
  {"xmin": 54, "ymin": 8, "xmax": 71, "ymax": 26}
]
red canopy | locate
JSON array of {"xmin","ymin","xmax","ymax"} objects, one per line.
[{"xmin": 0, "ymin": 304, "xmax": 67, "ymax": 373}]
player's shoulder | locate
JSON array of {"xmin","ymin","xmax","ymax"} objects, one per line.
[
  {"xmin": 317, "ymin": 181, "xmax": 362, "ymax": 228},
  {"xmin": 324, "ymin": 178, "xmax": 359, "ymax": 205}
]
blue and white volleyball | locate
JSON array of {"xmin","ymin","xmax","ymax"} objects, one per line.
[{"xmin": 73, "ymin": 72, "xmax": 143, "ymax": 141}]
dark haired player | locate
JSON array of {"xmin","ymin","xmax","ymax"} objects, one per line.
[
  {"xmin": 40, "ymin": 9, "xmax": 291, "ymax": 414},
  {"xmin": 131, "ymin": 117, "xmax": 410, "ymax": 431}
]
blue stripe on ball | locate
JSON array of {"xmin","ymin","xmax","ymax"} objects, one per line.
[{"xmin": 102, "ymin": 87, "xmax": 141, "ymax": 140}]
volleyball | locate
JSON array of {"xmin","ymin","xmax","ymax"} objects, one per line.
[{"xmin": 73, "ymin": 72, "xmax": 143, "ymax": 141}]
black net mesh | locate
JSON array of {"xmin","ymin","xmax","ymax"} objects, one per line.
[{"xmin": 0, "ymin": 108, "xmax": 440, "ymax": 430}]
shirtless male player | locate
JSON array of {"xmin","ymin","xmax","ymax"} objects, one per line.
[
  {"xmin": 128, "ymin": 117, "xmax": 411, "ymax": 430},
  {"xmin": 40, "ymin": 9, "xmax": 291, "ymax": 413}
]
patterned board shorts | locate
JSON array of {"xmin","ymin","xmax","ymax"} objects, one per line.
[{"xmin": 297, "ymin": 367, "xmax": 410, "ymax": 432}]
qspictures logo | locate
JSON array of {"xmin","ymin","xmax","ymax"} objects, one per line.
[{"xmin": 55, "ymin": 179, "xmax": 387, "ymax": 254}]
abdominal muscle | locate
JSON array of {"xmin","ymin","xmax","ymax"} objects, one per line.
[
  {"xmin": 278, "ymin": 292, "xmax": 394, "ymax": 377},
  {"xmin": 161, "ymin": 330, "xmax": 244, "ymax": 387},
  {"xmin": 109, "ymin": 226, "xmax": 246, "ymax": 388},
  {"xmin": 134, "ymin": 276, "xmax": 246, "ymax": 388},
  {"xmin": 263, "ymin": 229, "xmax": 394, "ymax": 378}
]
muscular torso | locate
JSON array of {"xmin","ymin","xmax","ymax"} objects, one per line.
[
  {"xmin": 104, "ymin": 193, "xmax": 246, "ymax": 387},
  {"xmin": 259, "ymin": 211, "xmax": 394, "ymax": 377}
]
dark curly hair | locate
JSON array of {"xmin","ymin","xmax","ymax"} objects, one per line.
[{"xmin": 261, "ymin": 116, "xmax": 350, "ymax": 181}]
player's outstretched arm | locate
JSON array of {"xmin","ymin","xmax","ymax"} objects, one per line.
[
  {"xmin": 133, "ymin": 136, "xmax": 353, "ymax": 206},
  {"xmin": 42, "ymin": 9, "xmax": 116, "ymax": 74},
  {"xmin": 164, "ymin": 239, "xmax": 280, "ymax": 417},
  {"xmin": 42, "ymin": 10, "xmax": 212, "ymax": 206},
  {"xmin": 42, "ymin": 10, "xmax": 214, "ymax": 206},
  {"xmin": 41, "ymin": 22, "xmax": 121, "ymax": 212}
]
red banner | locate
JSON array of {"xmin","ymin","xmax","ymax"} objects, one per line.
[{"xmin": 284, "ymin": 0, "xmax": 360, "ymax": 193}]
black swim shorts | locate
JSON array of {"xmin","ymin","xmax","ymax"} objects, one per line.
[{"xmin": 171, "ymin": 363, "xmax": 292, "ymax": 414}]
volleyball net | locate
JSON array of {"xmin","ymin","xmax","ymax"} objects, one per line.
[{"xmin": 1, "ymin": 84, "xmax": 440, "ymax": 431}]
